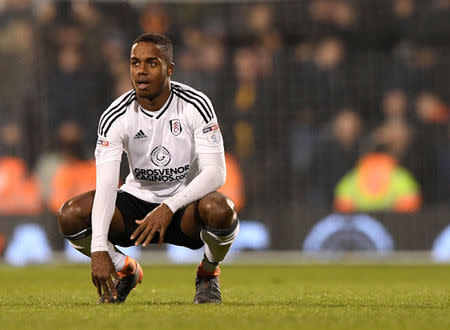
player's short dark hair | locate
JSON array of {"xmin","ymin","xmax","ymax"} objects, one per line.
[{"xmin": 133, "ymin": 33, "xmax": 173, "ymax": 64}]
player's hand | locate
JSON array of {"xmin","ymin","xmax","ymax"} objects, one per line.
[
  {"xmin": 130, "ymin": 203, "xmax": 174, "ymax": 246},
  {"xmin": 91, "ymin": 251, "xmax": 119, "ymax": 303}
]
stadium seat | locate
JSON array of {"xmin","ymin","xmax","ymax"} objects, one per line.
[
  {"xmin": 0, "ymin": 156, "xmax": 41, "ymax": 215},
  {"xmin": 48, "ymin": 159, "xmax": 96, "ymax": 213}
]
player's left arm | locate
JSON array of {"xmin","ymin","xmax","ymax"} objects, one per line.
[{"xmin": 131, "ymin": 95, "xmax": 226, "ymax": 246}]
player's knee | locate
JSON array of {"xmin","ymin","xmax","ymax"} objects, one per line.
[
  {"xmin": 57, "ymin": 200, "xmax": 87, "ymax": 236},
  {"xmin": 198, "ymin": 194, "xmax": 235, "ymax": 229}
]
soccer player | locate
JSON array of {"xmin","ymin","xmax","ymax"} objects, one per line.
[{"xmin": 57, "ymin": 33, "xmax": 239, "ymax": 304}]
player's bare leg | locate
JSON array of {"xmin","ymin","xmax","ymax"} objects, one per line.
[
  {"xmin": 181, "ymin": 191, "xmax": 239, "ymax": 304},
  {"xmin": 57, "ymin": 191, "xmax": 143, "ymax": 303}
]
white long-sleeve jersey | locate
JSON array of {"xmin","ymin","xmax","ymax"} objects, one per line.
[{"xmin": 91, "ymin": 81, "xmax": 226, "ymax": 252}]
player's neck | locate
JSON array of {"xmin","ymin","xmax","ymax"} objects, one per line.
[{"xmin": 137, "ymin": 84, "xmax": 171, "ymax": 112}]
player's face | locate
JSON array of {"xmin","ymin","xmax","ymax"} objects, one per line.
[{"xmin": 130, "ymin": 42, "xmax": 174, "ymax": 100}]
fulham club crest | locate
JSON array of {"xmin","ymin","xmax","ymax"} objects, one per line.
[{"xmin": 170, "ymin": 119, "xmax": 182, "ymax": 136}]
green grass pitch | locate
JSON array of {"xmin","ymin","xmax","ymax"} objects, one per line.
[{"xmin": 1, "ymin": 264, "xmax": 449, "ymax": 330}]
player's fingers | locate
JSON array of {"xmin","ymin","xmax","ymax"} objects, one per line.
[
  {"xmin": 135, "ymin": 225, "xmax": 153, "ymax": 246},
  {"xmin": 130, "ymin": 221, "xmax": 146, "ymax": 240},
  {"xmin": 107, "ymin": 277, "xmax": 118, "ymax": 301},
  {"xmin": 136, "ymin": 223, "xmax": 153, "ymax": 245},
  {"xmin": 96, "ymin": 280, "xmax": 102, "ymax": 298},
  {"xmin": 100, "ymin": 280, "xmax": 110, "ymax": 303},
  {"xmin": 157, "ymin": 228, "xmax": 166, "ymax": 245},
  {"xmin": 142, "ymin": 227, "xmax": 158, "ymax": 247},
  {"xmin": 92, "ymin": 275, "xmax": 102, "ymax": 297},
  {"xmin": 111, "ymin": 269, "xmax": 119, "ymax": 280}
]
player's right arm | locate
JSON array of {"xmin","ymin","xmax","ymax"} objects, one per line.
[{"xmin": 90, "ymin": 96, "xmax": 129, "ymax": 302}]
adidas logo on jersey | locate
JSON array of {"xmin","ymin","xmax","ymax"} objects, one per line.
[{"xmin": 134, "ymin": 130, "xmax": 148, "ymax": 139}]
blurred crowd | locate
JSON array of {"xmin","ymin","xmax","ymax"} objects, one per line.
[{"xmin": 0, "ymin": 0, "xmax": 449, "ymax": 219}]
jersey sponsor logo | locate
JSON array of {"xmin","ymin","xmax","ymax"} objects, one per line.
[
  {"xmin": 202, "ymin": 123, "xmax": 219, "ymax": 134},
  {"xmin": 134, "ymin": 165, "xmax": 190, "ymax": 182},
  {"xmin": 134, "ymin": 129, "xmax": 148, "ymax": 139},
  {"xmin": 97, "ymin": 139, "xmax": 109, "ymax": 147},
  {"xmin": 170, "ymin": 119, "xmax": 182, "ymax": 136},
  {"xmin": 149, "ymin": 146, "xmax": 171, "ymax": 167}
]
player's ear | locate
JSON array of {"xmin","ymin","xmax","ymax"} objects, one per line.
[{"xmin": 167, "ymin": 62, "xmax": 175, "ymax": 76}]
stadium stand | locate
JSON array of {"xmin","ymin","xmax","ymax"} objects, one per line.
[{"xmin": 0, "ymin": 0, "xmax": 449, "ymax": 258}]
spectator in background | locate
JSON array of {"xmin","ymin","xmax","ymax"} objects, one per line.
[
  {"xmin": 173, "ymin": 27, "xmax": 207, "ymax": 88},
  {"xmin": 174, "ymin": 44, "xmax": 202, "ymax": 87},
  {"xmin": 196, "ymin": 37, "xmax": 227, "ymax": 107},
  {"xmin": 228, "ymin": 46, "xmax": 282, "ymax": 214},
  {"xmin": 370, "ymin": 117, "xmax": 437, "ymax": 204},
  {"xmin": 286, "ymin": 41, "xmax": 316, "ymax": 192},
  {"xmin": 247, "ymin": 3, "xmax": 274, "ymax": 34},
  {"xmin": 334, "ymin": 151, "xmax": 422, "ymax": 213},
  {"xmin": 71, "ymin": 1, "xmax": 103, "ymax": 50},
  {"xmin": 229, "ymin": 3, "xmax": 276, "ymax": 41},
  {"xmin": 307, "ymin": 109, "xmax": 362, "ymax": 207},
  {"xmin": 393, "ymin": 0, "xmax": 450, "ymax": 42},
  {"xmin": 308, "ymin": 0, "xmax": 357, "ymax": 34},
  {"xmin": 71, "ymin": 0, "xmax": 115, "ymax": 113},
  {"xmin": 0, "ymin": 18, "xmax": 34, "ymax": 114},
  {"xmin": 174, "ymin": 31, "xmax": 226, "ymax": 108},
  {"xmin": 46, "ymin": 42, "xmax": 96, "ymax": 147},
  {"xmin": 41, "ymin": 4, "xmax": 117, "ymax": 147},
  {"xmin": 415, "ymin": 91, "xmax": 449, "ymax": 148},
  {"xmin": 381, "ymin": 89, "xmax": 409, "ymax": 122},
  {"xmin": 287, "ymin": 37, "xmax": 352, "ymax": 202},
  {"xmin": 415, "ymin": 92, "xmax": 449, "ymax": 125},
  {"xmin": 100, "ymin": 31, "xmax": 129, "ymax": 79},
  {"xmin": 414, "ymin": 91, "xmax": 449, "ymax": 152},
  {"xmin": 0, "ymin": 0, "xmax": 33, "ymax": 22},
  {"xmin": 229, "ymin": 47, "xmax": 260, "ymax": 212},
  {"xmin": 34, "ymin": 1, "xmax": 64, "ymax": 75},
  {"xmin": 0, "ymin": 14, "xmax": 42, "ymax": 166},
  {"xmin": 96, "ymin": 1, "xmax": 141, "ymax": 44},
  {"xmin": 387, "ymin": 43, "xmax": 446, "ymax": 99},
  {"xmin": 372, "ymin": 118, "xmax": 413, "ymax": 162},
  {"xmin": 138, "ymin": 3, "xmax": 171, "ymax": 35},
  {"xmin": 291, "ymin": 37, "xmax": 352, "ymax": 126},
  {"xmin": 412, "ymin": 92, "xmax": 448, "ymax": 202},
  {"xmin": 382, "ymin": 39, "xmax": 449, "ymax": 200},
  {"xmin": 365, "ymin": 87, "xmax": 411, "ymax": 138}
]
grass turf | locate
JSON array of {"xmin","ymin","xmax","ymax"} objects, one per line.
[{"xmin": 0, "ymin": 264, "xmax": 449, "ymax": 330}]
